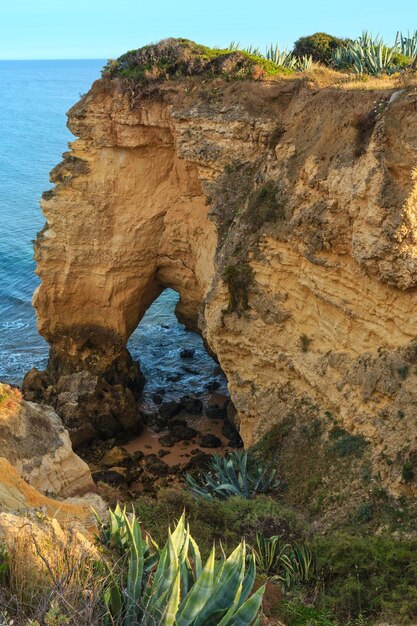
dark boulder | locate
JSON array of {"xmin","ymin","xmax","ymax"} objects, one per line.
[
  {"xmin": 92, "ymin": 467, "xmax": 127, "ymax": 486},
  {"xmin": 180, "ymin": 349, "xmax": 195, "ymax": 359},
  {"xmin": 222, "ymin": 419, "xmax": 243, "ymax": 448},
  {"xmin": 205, "ymin": 404, "xmax": 227, "ymax": 420},
  {"xmin": 184, "ymin": 452, "xmax": 213, "ymax": 474},
  {"xmin": 180, "ymin": 395, "xmax": 203, "ymax": 414},
  {"xmin": 169, "ymin": 424, "xmax": 198, "ymax": 441},
  {"xmin": 144, "ymin": 454, "xmax": 169, "ymax": 477},
  {"xmin": 158, "ymin": 434, "xmax": 176, "ymax": 447},
  {"xmin": 159, "ymin": 400, "xmax": 181, "ymax": 419},
  {"xmin": 200, "ymin": 433, "xmax": 222, "ymax": 448},
  {"xmin": 205, "ymin": 380, "xmax": 220, "ymax": 391}
]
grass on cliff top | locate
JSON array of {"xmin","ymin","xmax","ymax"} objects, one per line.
[
  {"xmin": 102, "ymin": 37, "xmax": 417, "ymax": 92},
  {"xmin": 102, "ymin": 37, "xmax": 291, "ymax": 83}
]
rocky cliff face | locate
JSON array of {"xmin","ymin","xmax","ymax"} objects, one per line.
[
  {"xmin": 0, "ymin": 384, "xmax": 93, "ymax": 497},
  {"xmin": 26, "ymin": 62, "xmax": 417, "ymax": 493}
]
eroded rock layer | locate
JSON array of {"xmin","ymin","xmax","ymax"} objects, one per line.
[
  {"xmin": 27, "ymin": 72, "xmax": 417, "ymax": 492},
  {"xmin": 0, "ymin": 384, "xmax": 93, "ymax": 497}
]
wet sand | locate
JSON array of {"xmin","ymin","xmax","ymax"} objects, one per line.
[{"xmin": 123, "ymin": 414, "xmax": 230, "ymax": 467}]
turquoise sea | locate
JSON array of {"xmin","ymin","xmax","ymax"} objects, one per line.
[{"xmin": 0, "ymin": 60, "xmax": 224, "ymax": 397}]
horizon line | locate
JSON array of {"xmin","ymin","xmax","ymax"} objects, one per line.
[{"xmin": 0, "ymin": 57, "xmax": 108, "ymax": 62}]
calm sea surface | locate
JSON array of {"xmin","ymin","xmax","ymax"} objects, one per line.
[{"xmin": 0, "ymin": 60, "xmax": 224, "ymax": 397}]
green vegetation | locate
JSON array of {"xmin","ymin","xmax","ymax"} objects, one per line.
[
  {"xmin": 313, "ymin": 534, "xmax": 417, "ymax": 622},
  {"xmin": 328, "ymin": 428, "xmax": 368, "ymax": 458},
  {"xmin": 253, "ymin": 532, "xmax": 289, "ymax": 576},
  {"xmin": 134, "ymin": 491, "xmax": 306, "ymax": 556},
  {"xmin": 253, "ymin": 532, "xmax": 315, "ymax": 589},
  {"xmin": 223, "ymin": 262, "xmax": 253, "ymax": 314},
  {"xmin": 331, "ymin": 32, "xmax": 412, "ymax": 75},
  {"xmin": 184, "ymin": 450, "xmax": 279, "ymax": 500},
  {"xmin": 231, "ymin": 41, "xmax": 314, "ymax": 71},
  {"xmin": 243, "ymin": 181, "xmax": 286, "ymax": 232},
  {"xmin": 131, "ymin": 495, "xmax": 417, "ymax": 624},
  {"xmin": 96, "ymin": 508, "xmax": 264, "ymax": 626},
  {"xmin": 299, "ymin": 334, "xmax": 312, "ymax": 353},
  {"xmin": 293, "ymin": 32, "xmax": 349, "ymax": 64},
  {"xmin": 402, "ymin": 461, "xmax": 413, "ymax": 482},
  {"xmin": 103, "ymin": 30, "xmax": 417, "ymax": 88},
  {"xmin": 397, "ymin": 364, "xmax": 410, "ymax": 380},
  {"xmin": 103, "ymin": 38, "xmax": 289, "ymax": 84},
  {"xmin": 2, "ymin": 492, "xmax": 417, "ymax": 624},
  {"xmin": 0, "ymin": 544, "xmax": 8, "ymax": 584}
]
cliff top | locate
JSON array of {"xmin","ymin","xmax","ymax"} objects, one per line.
[
  {"xmin": 102, "ymin": 38, "xmax": 290, "ymax": 83},
  {"xmin": 101, "ymin": 36, "xmax": 417, "ymax": 93}
]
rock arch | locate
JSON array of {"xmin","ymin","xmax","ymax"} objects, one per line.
[
  {"xmin": 23, "ymin": 71, "xmax": 417, "ymax": 494},
  {"xmin": 25, "ymin": 81, "xmax": 217, "ymax": 445}
]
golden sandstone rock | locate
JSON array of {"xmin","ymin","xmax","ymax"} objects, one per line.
[
  {"xmin": 0, "ymin": 458, "xmax": 104, "ymax": 525},
  {"xmin": 0, "ymin": 383, "xmax": 93, "ymax": 497},
  {"xmin": 26, "ymin": 71, "xmax": 417, "ymax": 493}
]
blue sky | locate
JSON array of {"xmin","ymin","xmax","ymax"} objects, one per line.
[{"xmin": 0, "ymin": 0, "xmax": 415, "ymax": 60}]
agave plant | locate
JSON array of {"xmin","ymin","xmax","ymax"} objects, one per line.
[
  {"xmin": 331, "ymin": 39, "xmax": 395, "ymax": 75},
  {"xmin": 228, "ymin": 41, "xmax": 312, "ymax": 72},
  {"xmin": 252, "ymin": 532, "xmax": 289, "ymax": 576},
  {"xmin": 331, "ymin": 31, "xmax": 413, "ymax": 76},
  {"xmin": 228, "ymin": 41, "xmax": 262, "ymax": 56},
  {"xmin": 279, "ymin": 542, "xmax": 315, "ymax": 589},
  {"xmin": 395, "ymin": 30, "xmax": 417, "ymax": 60},
  {"xmin": 94, "ymin": 503, "xmax": 159, "ymax": 560},
  {"xmin": 251, "ymin": 532, "xmax": 315, "ymax": 590},
  {"xmin": 184, "ymin": 451, "xmax": 279, "ymax": 501},
  {"xmin": 295, "ymin": 55, "xmax": 314, "ymax": 71},
  {"xmin": 99, "ymin": 509, "xmax": 264, "ymax": 625},
  {"xmin": 265, "ymin": 44, "xmax": 297, "ymax": 69}
]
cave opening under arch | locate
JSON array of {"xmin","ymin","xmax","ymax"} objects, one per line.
[{"xmin": 123, "ymin": 288, "xmax": 241, "ymax": 463}]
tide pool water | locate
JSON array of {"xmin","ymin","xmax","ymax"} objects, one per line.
[{"xmin": 0, "ymin": 60, "xmax": 224, "ymax": 397}]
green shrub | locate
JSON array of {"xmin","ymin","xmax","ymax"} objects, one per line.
[
  {"xmin": 281, "ymin": 599, "xmax": 337, "ymax": 626},
  {"xmin": 313, "ymin": 534, "xmax": 417, "ymax": 621},
  {"xmin": 244, "ymin": 181, "xmax": 286, "ymax": 232},
  {"xmin": 103, "ymin": 38, "xmax": 288, "ymax": 84},
  {"xmin": 265, "ymin": 45, "xmax": 313, "ymax": 71},
  {"xmin": 299, "ymin": 334, "xmax": 312, "ymax": 353},
  {"xmin": 329, "ymin": 430, "xmax": 368, "ymax": 458},
  {"xmin": 98, "ymin": 508, "xmax": 264, "ymax": 625},
  {"xmin": 397, "ymin": 365, "xmax": 409, "ymax": 380},
  {"xmin": 395, "ymin": 30, "xmax": 417, "ymax": 60},
  {"xmin": 402, "ymin": 461, "xmax": 413, "ymax": 482},
  {"xmin": 223, "ymin": 262, "xmax": 253, "ymax": 313},
  {"xmin": 184, "ymin": 450, "xmax": 279, "ymax": 500},
  {"xmin": 293, "ymin": 32, "xmax": 348, "ymax": 64},
  {"xmin": 355, "ymin": 502, "xmax": 374, "ymax": 523},
  {"xmin": 391, "ymin": 51, "xmax": 413, "ymax": 68},
  {"xmin": 134, "ymin": 491, "xmax": 306, "ymax": 557}
]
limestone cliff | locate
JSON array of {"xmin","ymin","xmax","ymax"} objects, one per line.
[
  {"xmin": 26, "ymin": 42, "xmax": 417, "ymax": 493},
  {"xmin": 0, "ymin": 384, "xmax": 93, "ymax": 497}
]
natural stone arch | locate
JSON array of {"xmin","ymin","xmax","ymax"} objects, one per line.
[{"xmin": 25, "ymin": 83, "xmax": 217, "ymax": 446}]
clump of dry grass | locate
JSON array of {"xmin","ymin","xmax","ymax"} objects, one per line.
[
  {"xmin": 279, "ymin": 64, "xmax": 417, "ymax": 91},
  {"xmin": 0, "ymin": 517, "xmax": 108, "ymax": 626},
  {"xmin": 0, "ymin": 383, "xmax": 21, "ymax": 414}
]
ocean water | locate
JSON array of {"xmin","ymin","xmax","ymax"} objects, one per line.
[{"xmin": 0, "ymin": 60, "xmax": 225, "ymax": 398}]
